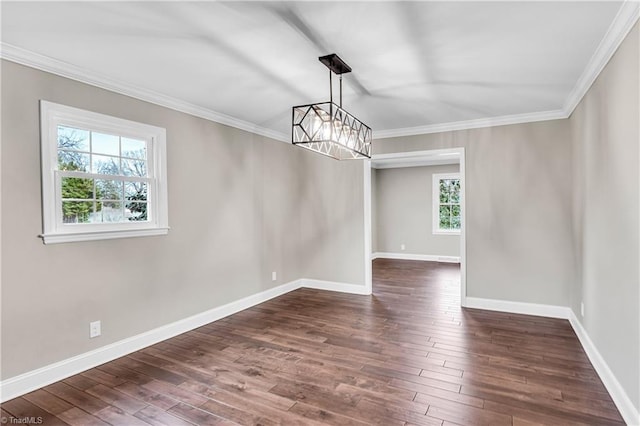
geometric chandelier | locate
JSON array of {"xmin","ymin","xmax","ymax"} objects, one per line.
[{"xmin": 292, "ymin": 54, "xmax": 372, "ymax": 160}]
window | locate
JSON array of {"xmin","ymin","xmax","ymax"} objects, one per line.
[
  {"xmin": 433, "ymin": 173, "xmax": 461, "ymax": 234},
  {"xmin": 40, "ymin": 101, "xmax": 168, "ymax": 244}
]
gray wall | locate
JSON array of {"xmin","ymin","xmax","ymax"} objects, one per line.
[
  {"xmin": 2, "ymin": 23, "xmax": 637, "ymax": 411},
  {"xmin": 0, "ymin": 60, "xmax": 365, "ymax": 380},
  {"xmin": 374, "ymin": 164, "xmax": 460, "ymax": 257},
  {"xmin": 374, "ymin": 120, "xmax": 574, "ymax": 306},
  {"xmin": 296, "ymin": 152, "xmax": 365, "ymax": 286},
  {"xmin": 569, "ymin": 23, "xmax": 639, "ymax": 413},
  {"xmin": 373, "ymin": 23, "xmax": 640, "ymax": 414}
]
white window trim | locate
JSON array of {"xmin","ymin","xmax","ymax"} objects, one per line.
[
  {"xmin": 40, "ymin": 100, "xmax": 169, "ymax": 244},
  {"xmin": 432, "ymin": 172, "xmax": 461, "ymax": 235}
]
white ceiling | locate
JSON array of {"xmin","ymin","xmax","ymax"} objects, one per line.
[{"xmin": 1, "ymin": 1, "xmax": 635, "ymax": 140}]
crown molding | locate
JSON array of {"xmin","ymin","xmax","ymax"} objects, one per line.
[
  {"xmin": 2, "ymin": 0, "xmax": 638, "ymax": 143},
  {"xmin": 0, "ymin": 43, "xmax": 289, "ymax": 142},
  {"xmin": 563, "ymin": 0, "xmax": 640, "ymax": 116},
  {"xmin": 372, "ymin": 109, "xmax": 567, "ymax": 140},
  {"xmin": 374, "ymin": 1, "xmax": 639, "ymax": 141}
]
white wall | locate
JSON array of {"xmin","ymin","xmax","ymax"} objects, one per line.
[{"xmin": 374, "ymin": 164, "xmax": 460, "ymax": 257}]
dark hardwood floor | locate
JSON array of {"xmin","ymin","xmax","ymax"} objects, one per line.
[{"xmin": 1, "ymin": 259, "xmax": 624, "ymax": 425}]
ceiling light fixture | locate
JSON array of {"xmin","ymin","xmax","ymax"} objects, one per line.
[{"xmin": 292, "ymin": 54, "xmax": 372, "ymax": 160}]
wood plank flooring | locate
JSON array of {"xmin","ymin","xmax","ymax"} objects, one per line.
[{"xmin": 1, "ymin": 259, "xmax": 624, "ymax": 425}]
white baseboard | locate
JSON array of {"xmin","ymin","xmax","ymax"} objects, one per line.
[
  {"xmin": 464, "ymin": 297, "xmax": 570, "ymax": 319},
  {"xmin": 372, "ymin": 252, "xmax": 460, "ymax": 263},
  {"xmin": 463, "ymin": 297, "xmax": 639, "ymax": 425},
  {"xmin": 302, "ymin": 278, "xmax": 371, "ymax": 295},
  {"xmin": 568, "ymin": 311, "xmax": 640, "ymax": 426},
  {"xmin": 0, "ymin": 279, "xmax": 300, "ymax": 402},
  {"xmin": 4, "ymin": 289, "xmax": 637, "ymax": 425},
  {"xmin": 0, "ymin": 277, "xmax": 370, "ymax": 402}
]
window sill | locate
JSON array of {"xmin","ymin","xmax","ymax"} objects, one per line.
[
  {"xmin": 40, "ymin": 227, "xmax": 169, "ymax": 244},
  {"xmin": 433, "ymin": 230, "xmax": 461, "ymax": 236}
]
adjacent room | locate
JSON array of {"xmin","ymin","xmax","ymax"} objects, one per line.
[{"xmin": 1, "ymin": 2, "xmax": 638, "ymax": 425}]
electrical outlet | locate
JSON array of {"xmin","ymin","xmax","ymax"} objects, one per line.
[
  {"xmin": 400, "ymin": 244, "xmax": 405, "ymax": 251},
  {"xmin": 580, "ymin": 302, "xmax": 585, "ymax": 317},
  {"xmin": 90, "ymin": 320, "xmax": 101, "ymax": 338},
  {"xmin": 272, "ymin": 271, "xmax": 277, "ymax": 281}
]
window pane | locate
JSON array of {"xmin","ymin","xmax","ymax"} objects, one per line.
[
  {"xmin": 58, "ymin": 151, "xmax": 89, "ymax": 172},
  {"xmin": 451, "ymin": 205, "xmax": 460, "ymax": 217},
  {"xmin": 98, "ymin": 201, "xmax": 124, "ymax": 222},
  {"xmin": 92, "ymin": 132, "xmax": 120, "ymax": 156},
  {"xmin": 125, "ymin": 182, "xmax": 147, "ymax": 200},
  {"xmin": 92, "ymin": 155, "xmax": 120, "ymax": 175},
  {"xmin": 121, "ymin": 138, "xmax": 146, "ymax": 160},
  {"xmin": 62, "ymin": 200, "xmax": 94, "ymax": 223},
  {"xmin": 58, "ymin": 126, "xmax": 89, "ymax": 152},
  {"xmin": 96, "ymin": 180, "xmax": 123, "ymax": 200},
  {"xmin": 450, "ymin": 180, "xmax": 460, "ymax": 203},
  {"xmin": 439, "ymin": 180, "xmax": 449, "ymax": 203},
  {"xmin": 451, "ymin": 216, "xmax": 461, "ymax": 229},
  {"xmin": 89, "ymin": 202, "xmax": 101, "ymax": 223},
  {"xmin": 126, "ymin": 201, "xmax": 148, "ymax": 221},
  {"xmin": 121, "ymin": 158, "xmax": 147, "ymax": 177},
  {"xmin": 439, "ymin": 215, "xmax": 451, "ymax": 229},
  {"xmin": 61, "ymin": 177, "xmax": 95, "ymax": 200},
  {"xmin": 439, "ymin": 205, "xmax": 451, "ymax": 229}
]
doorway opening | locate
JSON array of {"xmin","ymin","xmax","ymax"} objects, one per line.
[{"xmin": 363, "ymin": 148, "xmax": 467, "ymax": 306}]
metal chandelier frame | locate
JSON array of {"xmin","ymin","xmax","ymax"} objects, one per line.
[{"xmin": 292, "ymin": 54, "xmax": 372, "ymax": 160}]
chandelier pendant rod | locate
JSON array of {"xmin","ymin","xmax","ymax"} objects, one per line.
[
  {"xmin": 329, "ymin": 69, "xmax": 333, "ymax": 124},
  {"xmin": 329, "ymin": 69, "xmax": 333, "ymax": 105}
]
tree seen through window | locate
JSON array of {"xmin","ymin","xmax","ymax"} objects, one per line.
[
  {"xmin": 57, "ymin": 126, "xmax": 148, "ymax": 224},
  {"xmin": 438, "ymin": 178, "xmax": 461, "ymax": 230}
]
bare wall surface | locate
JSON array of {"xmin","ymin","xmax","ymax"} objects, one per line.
[
  {"xmin": 297, "ymin": 152, "xmax": 365, "ymax": 286},
  {"xmin": 0, "ymin": 60, "xmax": 365, "ymax": 380},
  {"xmin": 375, "ymin": 164, "xmax": 460, "ymax": 257},
  {"xmin": 570, "ymin": 23, "xmax": 639, "ymax": 413},
  {"xmin": 372, "ymin": 23, "xmax": 640, "ymax": 414},
  {"xmin": 374, "ymin": 120, "xmax": 574, "ymax": 306}
]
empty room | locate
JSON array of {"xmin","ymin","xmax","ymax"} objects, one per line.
[{"xmin": 1, "ymin": 1, "xmax": 639, "ymax": 425}]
